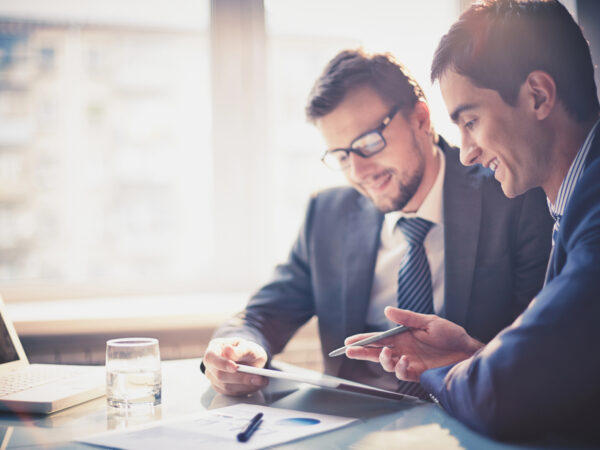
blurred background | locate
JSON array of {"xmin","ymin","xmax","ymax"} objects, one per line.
[{"xmin": 0, "ymin": 0, "xmax": 594, "ymax": 367}]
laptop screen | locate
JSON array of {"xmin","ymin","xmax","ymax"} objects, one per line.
[{"xmin": 0, "ymin": 311, "xmax": 19, "ymax": 364}]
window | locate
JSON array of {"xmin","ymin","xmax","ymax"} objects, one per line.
[
  {"xmin": 0, "ymin": 0, "xmax": 464, "ymax": 303},
  {"xmin": 0, "ymin": 1, "xmax": 211, "ymax": 299}
]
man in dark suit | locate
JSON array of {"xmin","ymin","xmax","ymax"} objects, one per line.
[
  {"xmin": 346, "ymin": 0, "xmax": 600, "ymax": 442},
  {"xmin": 202, "ymin": 49, "xmax": 552, "ymax": 398}
]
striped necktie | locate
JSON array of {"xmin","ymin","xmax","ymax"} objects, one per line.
[
  {"xmin": 397, "ymin": 217, "xmax": 434, "ymax": 313},
  {"xmin": 394, "ymin": 217, "xmax": 434, "ymax": 399},
  {"xmin": 544, "ymin": 214, "xmax": 561, "ymax": 285}
]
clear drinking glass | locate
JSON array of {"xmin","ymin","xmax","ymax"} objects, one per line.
[{"xmin": 106, "ymin": 338, "xmax": 162, "ymax": 408}]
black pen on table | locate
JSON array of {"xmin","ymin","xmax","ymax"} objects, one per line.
[{"xmin": 237, "ymin": 412, "xmax": 263, "ymax": 442}]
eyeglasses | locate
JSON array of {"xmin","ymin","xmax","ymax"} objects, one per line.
[{"xmin": 321, "ymin": 104, "xmax": 401, "ymax": 171}]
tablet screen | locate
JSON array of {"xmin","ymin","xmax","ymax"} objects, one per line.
[{"xmin": 236, "ymin": 364, "xmax": 420, "ymax": 402}]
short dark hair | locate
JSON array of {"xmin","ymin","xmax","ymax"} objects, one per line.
[
  {"xmin": 306, "ymin": 49, "xmax": 427, "ymax": 123},
  {"xmin": 431, "ymin": 0, "xmax": 600, "ymax": 123}
]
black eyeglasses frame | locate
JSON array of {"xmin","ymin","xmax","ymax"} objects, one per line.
[{"xmin": 320, "ymin": 104, "xmax": 402, "ymax": 171}]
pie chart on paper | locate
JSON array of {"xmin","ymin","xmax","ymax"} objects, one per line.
[{"xmin": 276, "ymin": 417, "xmax": 321, "ymax": 426}]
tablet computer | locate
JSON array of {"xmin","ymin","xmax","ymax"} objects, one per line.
[{"xmin": 236, "ymin": 364, "xmax": 421, "ymax": 402}]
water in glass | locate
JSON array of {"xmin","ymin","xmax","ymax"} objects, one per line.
[{"xmin": 106, "ymin": 338, "xmax": 162, "ymax": 408}]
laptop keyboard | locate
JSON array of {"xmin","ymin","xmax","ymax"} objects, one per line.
[{"xmin": 0, "ymin": 365, "xmax": 86, "ymax": 397}]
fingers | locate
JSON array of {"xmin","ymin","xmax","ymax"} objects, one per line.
[
  {"xmin": 205, "ymin": 365, "xmax": 269, "ymax": 396},
  {"xmin": 344, "ymin": 332, "xmax": 378, "ymax": 345},
  {"xmin": 203, "ymin": 338, "xmax": 269, "ymax": 396},
  {"xmin": 345, "ymin": 345, "xmax": 383, "ymax": 362},
  {"xmin": 205, "ymin": 338, "xmax": 267, "ymax": 367},
  {"xmin": 378, "ymin": 348, "xmax": 420, "ymax": 382},
  {"xmin": 395, "ymin": 355, "xmax": 421, "ymax": 382},
  {"xmin": 395, "ymin": 355, "xmax": 412, "ymax": 382},
  {"xmin": 343, "ymin": 332, "xmax": 396, "ymax": 361},
  {"xmin": 384, "ymin": 306, "xmax": 430, "ymax": 329},
  {"xmin": 204, "ymin": 347, "xmax": 238, "ymax": 372},
  {"xmin": 221, "ymin": 341, "xmax": 266, "ymax": 366},
  {"xmin": 379, "ymin": 347, "xmax": 399, "ymax": 372},
  {"xmin": 204, "ymin": 355, "xmax": 268, "ymax": 396}
]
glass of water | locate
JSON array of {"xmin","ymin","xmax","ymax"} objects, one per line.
[{"xmin": 106, "ymin": 338, "xmax": 162, "ymax": 409}]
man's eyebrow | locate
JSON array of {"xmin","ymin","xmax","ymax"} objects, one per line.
[{"xmin": 450, "ymin": 103, "xmax": 477, "ymax": 123}]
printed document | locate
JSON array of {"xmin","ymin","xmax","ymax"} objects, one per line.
[{"xmin": 80, "ymin": 404, "xmax": 357, "ymax": 449}]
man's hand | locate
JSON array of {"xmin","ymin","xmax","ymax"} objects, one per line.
[
  {"xmin": 345, "ymin": 307, "xmax": 483, "ymax": 382},
  {"xmin": 203, "ymin": 337, "xmax": 269, "ymax": 396}
]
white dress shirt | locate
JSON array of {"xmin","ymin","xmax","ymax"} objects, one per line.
[{"xmin": 366, "ymin": 146, "xmax": 445, "ymax": 330}]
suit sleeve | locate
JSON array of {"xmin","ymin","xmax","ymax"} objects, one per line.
[
  {"xmin": 211, "ymin": 195, "xmax": 317, "ymax": 359},
  {"xmin": 510, "ymin": 187, "xmax": 553, "ymax": 313},
  {"xmin": 421, "ymin": 176, "xmax": 600, "ymax": 441}
]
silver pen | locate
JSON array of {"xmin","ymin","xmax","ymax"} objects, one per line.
[{"xmin": 328, "ymin": 325, "xmax": 410, "ymax": 357}]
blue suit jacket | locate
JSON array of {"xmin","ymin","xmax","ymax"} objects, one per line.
[
  {"xmin": 214, "ymin": 138, "xmax": 552, "ymax": 389},
  {"xmin": 421, "ymin": 132, "xmax": 600, "ymax": 442}
]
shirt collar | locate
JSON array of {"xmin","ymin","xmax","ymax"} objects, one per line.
[
  {"xmin": 548, "ymin": 117, "xmax": 600, "ymax": 224},
  {"xmin": 384, "ymin": 145, "xmax": 445, "ymax": 234}
]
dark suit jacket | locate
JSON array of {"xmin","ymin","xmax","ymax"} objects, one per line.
[
  {"xmin": 421, "ymin": 131, "xmax": 600, "ymax": 442},
  {"xmin": 214, "ymin": 138, "xmax": 552, "ymax": 386}
]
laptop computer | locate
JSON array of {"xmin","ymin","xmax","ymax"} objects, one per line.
[{"xmin": 0, "ymin": 296, "xmax": 105, "ymax": 414}]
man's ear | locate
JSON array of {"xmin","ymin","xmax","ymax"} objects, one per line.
[
  {"xmin": 411, "ymin": 101, "xmax": 432, "ymax": 133},
  {"xmin": 524, "ymin": 71, "xmax": 556, "ymax": 120}
]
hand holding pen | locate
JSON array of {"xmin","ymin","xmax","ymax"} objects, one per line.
[
  {"xmin": 328, "ymin": 325, "xmax": 409, "ymax": 357},
  {"xmin": 342, "ymin": 307, "xmax": 483, "ymax": 382}
]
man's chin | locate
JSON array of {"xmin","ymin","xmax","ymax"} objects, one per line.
[
  {"xmin": 371, "ymin": 196, "xmax": 409, "ymax": 213},
  {"xmin": 499, "ymin": 180, "xmax": 525, "ymax": 199},
  {"xmin": 355, "ymin": 184, "xmax": 411, "ymax": 213}
]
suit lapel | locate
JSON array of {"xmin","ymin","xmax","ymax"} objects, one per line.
[
  {"xmin": 342, "ymin": 195, "xmax": 383, "ymax": 338},
  {"xmin": 441, "ymin": 139, "xmax": 483, "ymax": 326},
  {"xmin": 545, "ymin": 124, "xmax": 600, "ymax": 284}
]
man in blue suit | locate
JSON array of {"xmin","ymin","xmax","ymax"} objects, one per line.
[
  {"xmin": 346, "ymin": 0, "xmax": 600, "ymax": 442},
  {"xmin": 202, "ymin": 49, "xmax": 552, "ymax": 399}
]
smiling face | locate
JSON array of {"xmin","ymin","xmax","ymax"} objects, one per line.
[
  {"xmin": 316, "ymin": 85, "xmax": 436, "ymax": 213},
  {"xmin": 440, "ymin": 69, "xmax": 553, "ymax": 198}
]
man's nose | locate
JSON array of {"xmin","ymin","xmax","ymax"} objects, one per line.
[
  {"xmin": 346, "ymin": 152, "xmax": 371, "ymax": 180},
  {"xmin": 460, "ymin": 133, "xmax": 482, "ymax": 166}
]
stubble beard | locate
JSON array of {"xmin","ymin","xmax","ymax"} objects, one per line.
[
  {"xmin": 370, "ymin": 135, "xmax": 426, "ymax": 213},
  {"xmin": 371, "ymin": 168, "xmax": 424, "ymax": 213}
]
